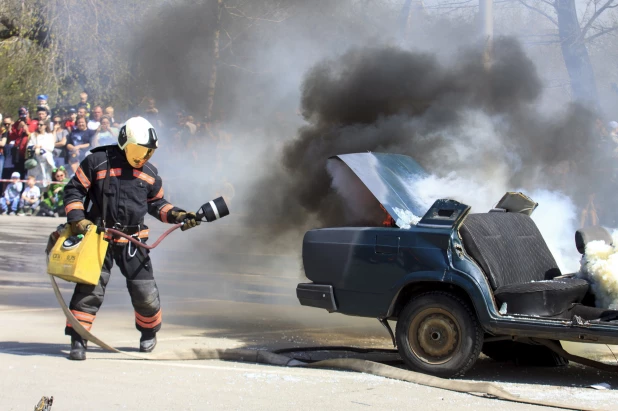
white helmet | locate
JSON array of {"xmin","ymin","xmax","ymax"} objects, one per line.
[{"xmin": 118, "ymin": 116, "xmax": 159, "ymax": 168}]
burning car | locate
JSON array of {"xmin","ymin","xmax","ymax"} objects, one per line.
[{"xmin": 296, "ymin": 152, "xmax": 618, "ymax": 377}]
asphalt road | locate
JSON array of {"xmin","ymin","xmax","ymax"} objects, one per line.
[{"xmin": 1, "ymin": 215, "xmax": 618, "ymax": 410}]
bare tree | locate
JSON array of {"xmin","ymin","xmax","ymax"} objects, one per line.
[{"xmin": 517, "ymin": 0, "xmax": 618, "ymax": 103}]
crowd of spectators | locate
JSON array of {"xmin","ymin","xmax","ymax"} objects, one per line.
[
  {"xmin": 0, "ymin": 91, "xmax": 243, "ymax": 217},
  {"xmin": 0, "ymin": 92, "xmax": 121, "ymax": 216}
]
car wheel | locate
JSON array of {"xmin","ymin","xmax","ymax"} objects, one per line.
[{"xmin": 395, "ymin": 291, "xmax": 483, "ymax": 378}]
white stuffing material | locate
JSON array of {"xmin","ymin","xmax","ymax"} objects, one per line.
[
  {"xmin": 579, "ymin": 232, "xmax": 618, "ymax": 309},
  {"xmin": 392, "ymin": 207, "xmax": 421, "ymax": 229}
]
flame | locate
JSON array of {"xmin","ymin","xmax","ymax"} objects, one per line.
[{"xmin": 380, "ymin": 204, "xmax": 396, "ymax": 227}]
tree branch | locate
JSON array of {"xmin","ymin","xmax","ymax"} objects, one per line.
[
  {"xmin": 585, "ymin": 25, "xmax": 618, "ymax": 42},
  {"xmin": 580, "ymin": 0, "xmax": 618, "ymax": 38},
  {"xmin": 224, "ymin": 5, "xmax": 289, "ymax": 23},
  {"xmin": 0, "ymin": 11, "xmax": 50, "ymax": 47},
  {"xmin": 517, "ymin": 0, "xmax": 558, "ymax": 26},
  {"xmin": 539, "ymin": 0, "xmax": 555, "ymax": 6},
  {"xmin": 0, "ymin": 14, "xmax": 18, "ymax": 39}
]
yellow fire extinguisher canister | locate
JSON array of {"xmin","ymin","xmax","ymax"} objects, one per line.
[{"xmin": 47, "ymin": 225, "xmax": 108, "ymax": 285}]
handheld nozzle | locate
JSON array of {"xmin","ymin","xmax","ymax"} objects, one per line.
[{"xmin": 196, "ymin": 196, "xmax": 229, "ymax": 222}]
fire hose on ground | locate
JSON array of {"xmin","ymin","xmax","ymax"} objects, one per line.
[{"xmin": 47, "ymin": 200, "xmax": 616, "ymax": 411}]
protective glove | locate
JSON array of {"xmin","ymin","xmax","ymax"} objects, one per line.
[
  {"xmin": 170, "ymin": 210, "xmax": 201, "ymax": 231},
  {"xmin": 70, "ymin": 219, "xmax": 94, "ymax": 235}
]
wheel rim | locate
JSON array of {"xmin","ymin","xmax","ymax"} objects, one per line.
[{"xmin": 407, "ymin": 307, "xmax": 461, "ymax": 365}]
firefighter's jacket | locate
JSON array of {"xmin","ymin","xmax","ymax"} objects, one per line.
[{"xmin": 64, "ymin": 145, "xmax": 182, "ymax": 231}]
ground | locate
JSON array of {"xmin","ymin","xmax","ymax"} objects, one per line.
[{"xmin": 1, "ymin": 216, "xmax": 618, "ymax": 410}]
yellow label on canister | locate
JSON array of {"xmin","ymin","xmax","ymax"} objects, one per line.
[{"xmin": 47, "ymin": 225, "xmax": 108, "ymax": 285}]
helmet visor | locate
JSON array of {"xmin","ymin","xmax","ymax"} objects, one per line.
[{"xmin": 125, "ymin": 143, "xmax": 155, "ymax": 168}]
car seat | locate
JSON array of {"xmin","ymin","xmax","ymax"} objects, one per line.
[{"xmin": 459, "ymin": 212, "xmax": 589, "ymax": 317}]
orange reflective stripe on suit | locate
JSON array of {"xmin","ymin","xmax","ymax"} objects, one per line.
[
  {"xmin": 135, "ymin": 309, "xmax": 162, "ymax": 329},
  {"xmin": 66, "ymin": 310, "xmax": 95, "ymax": 331}
]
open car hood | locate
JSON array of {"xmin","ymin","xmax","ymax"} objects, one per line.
[{"xmin": 331, "ymin": 153, "xmax": 429, "ymax": 224}]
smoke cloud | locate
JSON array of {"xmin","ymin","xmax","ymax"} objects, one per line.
[
  {"xmin": 126, "ymin": 1, "xmax": 609, "ymax": 297},
  {"xmin": 249, "ymin": 38, "xmax": 598, "ymax": 239}
]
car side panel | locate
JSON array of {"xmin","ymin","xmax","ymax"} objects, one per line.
[{"xmin": 303, "ymin": 227, "xmax": 457, "ymax": 317}]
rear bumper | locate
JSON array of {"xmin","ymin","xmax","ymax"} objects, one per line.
[{"xmin": 296, "ymin": 283, "xmax": 337, "ymax": 312}]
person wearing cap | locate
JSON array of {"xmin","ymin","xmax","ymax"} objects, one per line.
[
  {"xmin": 62, "ymin": 116, "xmax": 200, "ymax": 360},
  {"xmin": 64, "ymin": 108, "xmax": 77, "ymax": 131},
  {"xmin": 0, "ymin": 172, "xmax": 23, "ymax": 215},
  {"xmin": 37, "ymin": 94, "xmax": 51, "ymax": 113}
]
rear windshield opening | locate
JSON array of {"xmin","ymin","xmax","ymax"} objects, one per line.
[{"xmin": 438, "ymin": 209, "xmax": 455, "ymax": 218}]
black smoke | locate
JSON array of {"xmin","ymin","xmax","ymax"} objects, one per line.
[{"xmin": 249, "ymin": 37, "xmax": 599, "ymax": 231}]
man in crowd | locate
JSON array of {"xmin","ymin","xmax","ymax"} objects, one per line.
[
  {"xmin": 143, "ymin": 98, "xmax": 162, "ymax": 129},
  {"xmin": 0, "ymin": 171, "xmax": 22, "ymax": 215},
  {"xmin": 62, "ymin": 116, "xmax": 200, "ymax": 360},
  {"xmin": 9, "ymin": 107, "xmax": 36, "ymax": 178},
  {"xmin": 1, "ymin": 116, "xmax": 14, "ymax": 188},
  {"xmin": 77, "ymin": 107, "xmax": 88, "ymax": 120},
  {"xmin": 66, "ymin": 116, "xmax": 94, "ymax": 174},
  {"xmin": 0, "ymin": 116, "xmax": 7, "ymax": 182},
  {"xmin": 19, "ymin": 175, "xmax": 40, "ymax": 216},
  {"xmin": 37, "ymin": 106, "xmax": 50, "ymax": 126},
  {"xmin": 88, "ymin": 106, "xmax": 103, "ymax": 131}
]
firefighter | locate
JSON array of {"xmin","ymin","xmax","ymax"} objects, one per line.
[{"xmin": 63, "ymin": 116, "xmax": 200, "ymax": 360}]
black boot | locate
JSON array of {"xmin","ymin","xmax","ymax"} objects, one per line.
[
  {"xmin": 139, "ymin": 331, "xmax": 157, "ymax": 353},
  {"xmin": 69, "ymin": 337, "xmax": 87, "ymax": 361}
]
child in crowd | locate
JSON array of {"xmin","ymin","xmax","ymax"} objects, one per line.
[
  {"xmin": 39, "ymin": 166, "xmax": 69, "ymax": 217},
  {"xmin": 64, "ymin": 108, "xmax": 77, "ymax": 131},
  {"xmin": 37, "ymin": 94, "xmax": 51, "ymax": 113},
  {"xmin": 0, "ymin": 172, "xmax": 22, "ymax": 215},
  {"xmin": 19, "ymin": 175, "xmax": 41, "ymax": 216},
  {"xmin": 76, "ymin": 92, "xmax": 91, "ymax": 117},
  {"xmin": 105, "ymin": 106, "xmax": 115, "ymax": 123}
]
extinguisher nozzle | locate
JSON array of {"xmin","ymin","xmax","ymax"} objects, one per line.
[{"xmin": 197, "ymin": 197, "xmax": 229, "ymax": 222}]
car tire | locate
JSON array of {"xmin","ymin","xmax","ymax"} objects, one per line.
[{"xmin": 395, "ymin": 291, "xmax": 483, "ymax": 378}]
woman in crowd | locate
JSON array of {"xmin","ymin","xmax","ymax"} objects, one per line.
[
  {"xmin": 66, "ymin": 116, "xmax": 94, "ymax": 174},
  {"xmin": 52, "ymin": 115, "xmax": 68, "ymax": 167},
  {"xmin": 91, "ymin": 115, "xmax": 118, "ymax": 148},
  {"xmin": 39, "ymin": 166, "xmax": 69, "ymax": 217},
  {"xmin": 27, "ymin": 121, "xmax": 55, "ymax": 184}
]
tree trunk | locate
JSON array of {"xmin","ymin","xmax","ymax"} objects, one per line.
[
  {"xmin": 555, "ymin": 0, "xmax": 598, "ymax": 104},
  {"xmin": 400, "ymin": 0, "xmax": 425, "ymax": 45},
  {"xmin": 206, "ymin": 0, "xmax": 223, "ymax": 121}
]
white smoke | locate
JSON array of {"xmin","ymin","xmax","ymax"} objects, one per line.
[
  {"xmin": 407, "ymin": 110, "xmax": 582, "ymax": 273},
  {"xmin": 527, "ymin": 189, "xmax": 580, "ymax": 273},
  {"xmin": 579, "ymin": 232, "xmax": 618, "ymax": 309}
]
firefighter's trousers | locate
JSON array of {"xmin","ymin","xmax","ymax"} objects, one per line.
[{"xmin": 65, "ymin": 242, "xmax": 161, "ymax": 338}]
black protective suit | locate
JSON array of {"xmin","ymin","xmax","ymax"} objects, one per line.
[{"xmin": 63, "ymin": 145, "xmax": 183, "ymax": 337}]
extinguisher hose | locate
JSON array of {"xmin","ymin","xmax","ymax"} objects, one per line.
[{"xmin": 104, "ymin": 223, "xmax": 183, "ymax": 250}]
